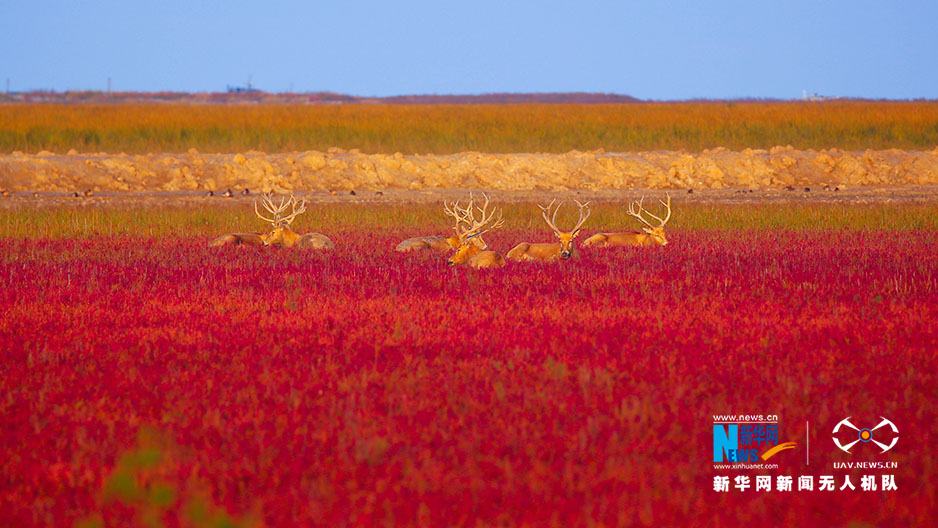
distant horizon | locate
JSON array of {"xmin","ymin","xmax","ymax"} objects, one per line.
[
  {"xmin": 5, "ymin": 87, "xmax": 938, "ymax": 103},
  {"xmin": 3, "ymin": 1, "xmax": 936, "ymax": 101}
]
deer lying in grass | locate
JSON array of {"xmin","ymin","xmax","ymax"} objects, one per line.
[
  {"xmin": 582, "ymin": 194, "xmax": 671, "ymax": 247},
  {"xmin": 395, "ymin": 235, "xmax": 459, "ymax": 252},
  {"xmin": 209, "ymin": 193, "xmax": 334, "ymax": 249},
  {"xmin": 506, "ymin": 200, "xmax": 591, "ymax": 262},
  {"xmin": 395, "ymin": 198, "xmax": 475, "ymax": 252},
  {"xmin": 395, "ymin": 233, "xmax": 460, "ymax": 252},
  {"xmin": 395, "ymin": 194, "xmax": 492, "ymax": 253},
  {"xmin": 445, "ymin": 194, "xmax": 506, "ymax": 269}
]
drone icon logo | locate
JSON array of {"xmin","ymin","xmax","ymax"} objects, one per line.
[{"xmin": 832, "ymin": 416, "xmax": 898, "ymax": 454}]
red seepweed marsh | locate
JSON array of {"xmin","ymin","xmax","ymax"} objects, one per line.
[{"xmin": 0, "ymin": 200, "xmax": 935, "ymax": 526}]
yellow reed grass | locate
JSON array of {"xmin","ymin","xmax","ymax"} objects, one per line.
[{"xmin": 1, "ymin": 101, "xmax": 936, "ymax": 154}]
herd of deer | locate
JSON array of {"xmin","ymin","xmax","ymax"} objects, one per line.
[{"xmin": 210, "ymin": 192, "xmax": 672, "ymax": 268}]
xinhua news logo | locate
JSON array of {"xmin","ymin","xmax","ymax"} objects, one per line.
[{"xmin": 713, "ymin": 416, "xmax": 796, "ymax": 464}]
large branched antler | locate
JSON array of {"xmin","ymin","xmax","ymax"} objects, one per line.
[
  {"xmin": 254, "ymin": 193, "xmax": 307, "ymax": 226},
  {"xmin": 280, "ymin": 195, "xmax": 308, "ymax": 225},
  {"xmin": 627, "ymin": 193, "xmax": 671, "ymax": 229},
  {"xmin": 538, "ymin": 199, "xmax": 591, "ymax": 235},
  {"xmin": 460, "ymin": 193, "xmax": 504, "ymax": 242},
  {"xmin": 443, "ymin": 195, "xmax": 475, "ymax": 235},
  {"xmin": 570, "ymin": 200, "xmax": 591, "ymax": 234},
  {"xmin": 255, "ymin": 193, "xmax": 288, "ymax": 224},
  {"xmin": 537, "ymin": 199, "xmax": 560, "ymax": 234},
  {"xmin": 443, "ymin": 193, "xmax": 504, "ymax": 246}
]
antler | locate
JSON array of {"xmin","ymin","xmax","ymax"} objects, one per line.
[
  {"xmin": 627, "ymin": 193, "xmax": 671, "ymax": 229},
  {"xmin": 461, "ymin": 192, "xmax": 504, "ymax": 241},
  {"xmin": 254, "ymin": 193, "xmax": 306, "ymax": 225},
  {"xmin": 255, "ymin": 193, "xmax": 286, "ymax": 224},
  {"xmin": 537, "ymin": 200, "xmax": 561, "ymax": 234},
  {"xmin": 571, "ymin": 200, "xmax": 591, "ymax": 234},
  {"xmin": 443, "ymin": 195, "xmax": 475, "ymax": 235},
  {"xmin": 538, "ymin": 199, "xmax": 591, "ymax": 234},
  {"xmin": 279, "ymin": 195, "xmax": 308, "ymax": 225}
]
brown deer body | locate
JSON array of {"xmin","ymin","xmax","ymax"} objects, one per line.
[
  {"xmin": 581, "ymin": 232, "xmax": 662, "ymax": 247},
  {"xmin": 209, "ymin": 233, "xmax": 266, "ymax": 247},
  {"xmin": 506, "ymin": 200, "xmax": 591, "ymax": 262},
  {"xmin": 210, "ymin": 194, "xmax": 334, "ymax": 249},
  {"xmin": 396, "ymin": 197, "xmax": 494, "ymax": 253},
  {"xmin": 504, "ymin": 242, "xmax": 567, "ymax": 262},
  {"xmin": 582, "ymin": 194, "xmax": 671, "ymax": 248},
  {"xmin": 448, "ymin": 243, "xmax": 507, "ymax": 269},
  {"xmin": 262, "ymin": 227, "xmax": 334, "ymax": 249},
  {"xmin": 395, "ymin": 235, "xmax": 460, "ymax": 252}
]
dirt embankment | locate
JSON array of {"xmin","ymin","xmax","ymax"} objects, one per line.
[{"xmin": 2, "ymin": 146, "xmax": 938, "ymax": 193}]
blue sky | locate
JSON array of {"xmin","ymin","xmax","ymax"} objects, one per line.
[{"xmin": 2, "ymin": 0, "xmax": 936, "ymax": 99}]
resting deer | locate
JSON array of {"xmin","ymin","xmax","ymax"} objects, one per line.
[
  {"xmin": 395, "ymin": 197, "xmax": 477, "ymax": 253},
  {"xmin": 395, "ymin": 194, "xmax": 492, "ymax": 253},
  {"xmin": 209, "ymin": 193, "xmax": 334, "ymax": 249},
  {"xmin": 445, "ymin": 194, "xmax": 506, "ymax": 269},
  {"xmin": 582, "ymin": 194, "xmax": 671, "ymax": 247},
  {"xmin": 506, "ymin": 200, "xmax": 591, "ymax": 262},
  {"xmin": 395, "ymin": 233, "xmax": 460, "ymax": 252}
]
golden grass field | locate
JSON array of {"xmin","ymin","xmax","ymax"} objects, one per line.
[
  {"xmin": 3, "ymin": 199, "xmax": 938, "ymax": 239},
  {"xmin": 2, "ymin": 101, "xmax": 938, "ymax": 154}
]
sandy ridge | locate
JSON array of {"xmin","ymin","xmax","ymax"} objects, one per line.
[{"xmin": 2, "ymin": 146, "xmax": 938, "ymax": 193}]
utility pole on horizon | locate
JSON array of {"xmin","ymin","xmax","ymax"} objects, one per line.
[{"xmin": 107, "ymin": 77, "xmax": 111, "ymax": 93}]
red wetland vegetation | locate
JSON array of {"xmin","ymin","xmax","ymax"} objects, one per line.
[{"xmin": 1, "ymin": 201, "xmax": 936, "ymax": 526}]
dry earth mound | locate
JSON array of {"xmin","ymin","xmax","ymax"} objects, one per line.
[{"xmin": 2, "ymin": 146, "xmax": 938, "ymax": 193}]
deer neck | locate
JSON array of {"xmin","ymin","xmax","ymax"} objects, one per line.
[
  {"xmin": 465, "ymin": 244, "xmax": 483, "ymax": 257},
  {"xmin": 263, "ymin": 225, "xmax": 301, "ymax": 247},
  {"xmin": 280, "ymin": 226, "xmax": 301, "ymax": 247}
]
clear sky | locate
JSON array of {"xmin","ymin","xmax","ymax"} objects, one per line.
[{"xmin": 2, "ymin": 0, "xmax": 936, "ymax": 100}]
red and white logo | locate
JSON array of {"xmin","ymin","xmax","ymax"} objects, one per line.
[{"xmin": 832, "ymin": 417, "xmax": 898, "ymax": 454}]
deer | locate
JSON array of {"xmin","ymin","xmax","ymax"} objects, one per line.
[
  {"xmin": 209, "ymin": 193, "xmax": 334, "ymax": 249},
  {"xmin": 506, "ymin": 200, "xmax": 591, "ymax": 262},
  {"xmin": 395, "ymin": 233, "xmax": 460, "ymax": 252},
  {"xmin": 445, "ymin": 193, "xmax": 506, "ymax": 269},
  {"xmin": 395, "ymin": 194, "xmax": 489, "ymax": 253},
  {"xmin": 582, "ymin": 194, "xmax": 671, "ymax": 248},
  {"xmin": 395, "ymin": 200, "xmax": 467, "ymax": 253}
]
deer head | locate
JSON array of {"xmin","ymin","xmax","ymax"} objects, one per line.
[
  {"xmin": 539, "ymin": 199, "xmax": 591, "ymax": 259},
  {"xmin": 254, "ymin": 193, "xmax": 307, "ymax": 247},
  {"xmin": 446, "ymin": 193, "xmax": 504, "ymax": 266},
  {"xmin": 627, "ymin": 193, "xmax": 671, "ymax": 246}
]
